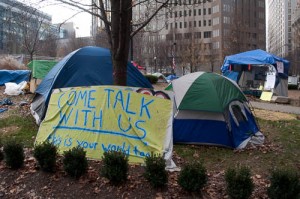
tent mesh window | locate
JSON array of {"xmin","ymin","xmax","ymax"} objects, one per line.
[{"xmin": 231, "ymin": 105, "xmax": 246, "ymax": 122}]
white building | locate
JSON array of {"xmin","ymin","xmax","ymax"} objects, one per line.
[{"xmin": 267, "ymin": 0, "xmax": 297, "ymax": 59}]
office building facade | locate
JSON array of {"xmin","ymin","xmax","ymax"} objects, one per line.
[
  {"xmin": 0, "ymin": 0, "xmax": 54, "ymax": 54},
  {"xmin": 91, "ymin": 0, "xmax": 266, "ymax": 74}
]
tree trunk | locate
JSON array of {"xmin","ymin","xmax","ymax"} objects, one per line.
[{"xmin": 111, "ymin": 0, "xmax": 132, "ymax": 86}]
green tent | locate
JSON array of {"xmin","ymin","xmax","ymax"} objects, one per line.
[{"xmin": 27, "ymin": 60, "xmax": 58, "ymax": 79}]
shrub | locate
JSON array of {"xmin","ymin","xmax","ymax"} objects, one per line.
[
  {"xmin": 144, "ymin": 75, "xmax": 158, "ymax": 84},
  {"xmin": 267, "ymin": 169, "xmax": 300, "ymax": 199},
  {"xmin": 144, "ymin": 154, "xmax": 168, "ymax": 188},
  {"xmin": 33, "ymin": 141, "xmax": 58, "ymax": 172},
  {"xmin": 225, "ymin": 166, "xmax": 254, "ymax": 199},
  {"xmin": 63, "ymin": 147, "xmax": 88, "ymax": 179},
  {"xmin": 101, "ymin": 150, "xmax": 129, "ymax": 185},
  {"xmin": 3, "ymin": 140, "xmax": 24, "ymax": 169},
  {"xmin": 178, "ymin": 161, "xmax": 207, "ymax": 192}
]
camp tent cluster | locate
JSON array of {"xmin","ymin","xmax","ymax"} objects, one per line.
[{"xmin": 28, "ymin": 46, "xmax": 267, "ymax": 169}]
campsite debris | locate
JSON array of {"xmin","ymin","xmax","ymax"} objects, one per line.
[
  {"xmin": 19, "ymin": 101, "xmax": 28, "ymax": 106},
  {"xmin": 4, "ymin": 81, "xmax": 28, "ymax": 96},
  {"xmin": 0, "ymin": 108, "xmax": 8, "ymax": 113},
  {"xmin": 0, "ymin": 98, "xmax": 13, "ymax": 105}
]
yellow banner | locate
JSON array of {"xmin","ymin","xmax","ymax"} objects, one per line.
[{"xmin": 35, "ymin": 86, "xmax": 173, "ymax": 163}]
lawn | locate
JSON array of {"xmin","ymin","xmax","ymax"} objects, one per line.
[
  {"xmin": 1, "ymin": 109, "xmax": 299, "ymax": 173},
  {"xmin": 0, "ymin": 108, "xmax": 299, "ymax": 198}
]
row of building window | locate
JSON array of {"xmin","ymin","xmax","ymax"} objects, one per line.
[
  {"xmin": 166, "ymin": 31, "xmax": 212, "ymax": 40},
  {"xmin": 166, "ymin": 19, "xmax": 212, "ymax": 29},
  {"xmin": 170, "ymin": 0, "xmax": 211, "ymax": 5},
  {"xmin": 167, "ymin": 8, "xmax": 212, "ymax": 18}
]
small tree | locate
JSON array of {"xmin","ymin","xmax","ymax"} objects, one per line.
[
  {"xmin": 178, "ymin": 161, "xmax": 207, "ymax": 192},
  {"xmin": 101, "ymin": 150, "xmax": 129, "ymax": 185},
  {"xmin": 34, "ymin": 141, "xmax": 58, "ymax": 172},
  {"xmin": 144, "ymin": 154, "xmax": 168, "ymax": 188},
  {"xmin": 3, "ymin": 140, "xmax": 24, "ymax": 169},
  {"xmin": 225, "ymin": 166, "xmax": 254, "ymax": 199},
  {"xmin": 63, "ymin": 147, "xmax": 88, "ymax": 179},
  {"xmin": 267, "ymin": 169, "xmax": 300, "ymax": 199}
]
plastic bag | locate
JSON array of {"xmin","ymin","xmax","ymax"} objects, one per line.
[{"xmin": 4, "ymin": 81, "xmax": 27, "ymax": 95}]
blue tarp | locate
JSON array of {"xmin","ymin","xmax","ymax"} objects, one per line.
[
  {"xmin": 0, "ymin": 70, "xmax": 30, "ymax": 86},
  {"xmin": 221, "ymin": 49, "xmax": 290, "ymax": 78},
  {"xmin": 32, "ymin": 46, "xmax": 153, "ymax": 122},
  {"xmin": 166, "ymin": 75, "xmax": 179, "ymax": 81}
]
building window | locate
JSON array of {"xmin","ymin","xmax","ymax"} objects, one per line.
[
  {"xmin": 198, "ymin": 9, "xmax": 201, "ymax": 15},
  {"xmin": 175, "ymin": 11, "xmax": 177, "ymax": 18},
  {"xmin": 184, "ymin": 21, "xmax": 187, "ymax": 28},
  {"xmin": 213, "ymin": 17, "xmax": 219, "ymax": 25},
  {"xmin": 195, "ymin": 32, "xmax": 201, "ymax": 38},
  {"xmin": 259, "ymin": 12, "xmax": 264, "ymax": 19},
  {"xmin": 208, "ymin": 8, "xmax": 211, "ymax": 15},
  {"xmin": 199, "ymin": 20, "xmax": 201, "ymax": 27},
  {"xmin": 175, "ymin": 33, "xmax": 182, "ymax": 40},
  {"xmin": 204, "ymin": 31, "xmax": 212, "ymax": 38},
  {"xmin": 213, "ymin": 42, "xmax": 220, "ymax": 49},
  {"xmin": 175, "ymin": 22, "xmax": 177, "ymax": 29},
  {"xmin": 204, "ymin": 20, "xmax": 206, "ymax": 26},
  {"xmin": 223, "ymin": 16, "xmax": 230, "ymax": 24},
  {"xmin": 208, "ymin": 19, "xmax": 211, "ymax": 26},
  {"xmin": 180, "ymin": 22, "xmax": 182, "ymax": 28},
  {"xmin": 212, "ymin": 5, "xmax": 219, "ymax": 13},
  {"xmin": 194, "ymin": 9, "xmax": 196, "ymax": 16},
  {"xmin": 203, "ymin": 8, "xmax": 206, "ymax": 15},
  {"xmin": 184, "ymin": 32, "xmax": 192, "ymax": 39},
  {"xmin": 180, "ymin": 11, "xmax": 182, "ymax": 17},
  {"xmin": 189, "ymin": 21, "xmax": 192, "ymax": 27},
  {"xmin": 184, "ymin": 10, "xmax": 187, "ymax": 16},
  {"xmin": 213, "ymin": 29, "xmax": 219, "ymax": 37},
  {"xmin": 194, "ymin": 21, "xmax": 196, "ymax": 27},
  {"xmin": 189, "ymin": 10, "xmax": 192, "ymax": 16},
  {"xmin": 258, "ymin": 0, "xmax": 264, "ymax": 7}
]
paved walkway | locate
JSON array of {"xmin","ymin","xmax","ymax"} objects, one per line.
[{"xmin": 249, "ymin": 101, "xmax": 300, "ymax": 115}]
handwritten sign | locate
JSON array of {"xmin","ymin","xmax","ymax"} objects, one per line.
[
  {"xmin": 35, "ymin": 86, "xmax": 173, "ymax": 163},
  {"xmin": 276, "ymin": 61, "xmax": 284, "ymax": 73}
]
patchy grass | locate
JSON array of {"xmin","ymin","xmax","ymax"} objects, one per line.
[
  {"xmin": 174, "ymin": 118, "xmax": 300, "ymax": 176},
  {"xmin": 0, "ymin": 114, "xmax": 38, "ymax": 147},
  {"xmin": 0, "ymin": 110, "xmax": 300, "ymax": 177}
]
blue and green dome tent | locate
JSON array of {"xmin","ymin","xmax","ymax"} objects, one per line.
[
  {"xmin": 170, "ymin": 72, "xmax": 264, "ymax": 149},
  {"xmin": 31, "ymin": 46, "xmax": 152, "ymax": 124}
]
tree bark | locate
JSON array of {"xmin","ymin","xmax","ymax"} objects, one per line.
[{"xmin": 111, "ymin": 0, "xmax": 132, "ymax": 85}]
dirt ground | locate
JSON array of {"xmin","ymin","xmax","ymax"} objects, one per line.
[
  {"xmin": 288, "ymin": 89, "xmax": 300, "ymax": 100},
  {"xmin": 0, "ymin": 85, "xmax": 300, "ymax": 198}
]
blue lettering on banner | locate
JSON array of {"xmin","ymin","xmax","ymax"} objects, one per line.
[
  {"xmin": 139, "ymin": 97, "xmax": 154, "ymax": 119},
  {"xmin": 53, "ymin": 88, "xmax": 158, "ymax": 144},
  {"xmin": 76, "ymin": 140, "xmax": 98, "ymax": 150}
]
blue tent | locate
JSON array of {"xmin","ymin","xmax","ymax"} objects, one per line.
[
  {"xmin": 221, "ymin": 49, "xmax": 290, "ymax": 97},
  {"xmin": 221, "ymin": 49, "xmax": 290, "ymax": 78},
  {"xmin": 31, "ymin": 46, "xmax": 152, "ymax": 124}
]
